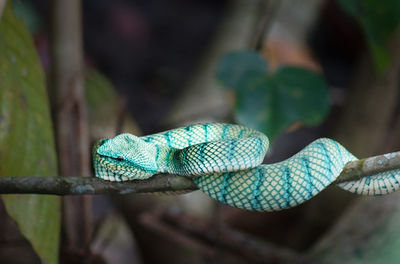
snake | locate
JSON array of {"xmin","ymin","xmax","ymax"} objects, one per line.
[{"xmin": 93, "ymin": 123, "xmax": 400, "ymax": 211}]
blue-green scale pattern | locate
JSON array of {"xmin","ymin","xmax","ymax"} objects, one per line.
[{"xmin": 93, "ymin": 123, "xmax": 400, "ymax": 211}]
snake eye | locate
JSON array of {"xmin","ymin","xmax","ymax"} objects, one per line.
[{"xmin": 116, "ymin": 156, "xmax": 124, "ymax": 161}]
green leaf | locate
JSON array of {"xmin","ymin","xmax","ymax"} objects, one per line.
[
  {"xmin": 216, "ymin": 50, "xmax": 267, "ymax": 90},
  {"xmin": 235, "ymin": 66, "xmax": 330, "ymax": 140},
  {"xmin": 338, "ymin": 0, "xmax": 400, "ymax": 72},
  {"xmin": 216, "ymin": 51, "xmax": 330, "ymax": 140},
  {"xmin": 85, "ymin": 68, "xmax": 118, "ymax": 117},
  {"xmin": 274, "ymin": 67, "xmax": 330, "ymax": 126},
  {"xmin": 0, "ymin": 2, "xmax": 60, "ymax": 264},
  {"xmin": 85, "ymin": 68, "xmax": 120, "ymax": 140},
  {"xmin": 235, "ymin": 76, "xmax": 276, "ymax": 134}
]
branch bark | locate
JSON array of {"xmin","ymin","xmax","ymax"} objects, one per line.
[
  {"xmin": 335, "ymin": 151, "xmax": 400, "ymax": 183},
  {"xmin": 0, "ymin": 151, "xmax": 398, "ymax": 195},
  {"xmin": 0, "ymin": 174, "xmax": 197, "ymax": 195}
]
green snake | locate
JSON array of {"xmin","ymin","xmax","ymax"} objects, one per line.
[{"xmin": 93, "ymin": 123, "xmax": 400, "ymax": 211}]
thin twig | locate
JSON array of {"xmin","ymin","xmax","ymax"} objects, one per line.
[
  {"xmin": 252, "ymin": 0, "xmax": 281, "ymax": 51},
  {"xmin": 0, "ymin": 151, "xmax": 399, "ymax": 195}
]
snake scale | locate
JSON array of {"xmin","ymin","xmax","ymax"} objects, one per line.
[{"xmin": 93, "ymin": 123, "xmax": 400, "ymax": 211}]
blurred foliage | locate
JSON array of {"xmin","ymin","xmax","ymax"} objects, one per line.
[
  {"xmin": 85, "ymin": 67, "xmax": 119, "ymax": 122},
  {"xmin": 0, "ymin": 2, "xmax": 60, "ymax": 264},
  {"xmin": 309, "ymin": 193, "xmax": 400, "ymax": 264},
  {"xmin": 11, "ymin": 0, "xmax": 42, "ymax": 34},
  {"xmin": 338, "ymin": 0, "xmax": 400, "ymax": 72},
  {"xmin": 217, "ymin": 51, "xmax": 267, "ymax": 91},
  {"xmin": 85, "ymin": 68, "xmax": 121, "ymax": 140},
  {"xmin": 217, "ymin": 51, "xmax": 330, "ymax": 140}
]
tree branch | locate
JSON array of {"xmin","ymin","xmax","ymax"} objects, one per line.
[
  {"xmin": 0, "ymin": 151, "xmax": 398, "ymax": 195},
  {"xmin": 50, "ymin": 0, "xmax": 92, "ymax": 250},
  {"xmin": 335, "ymin": 151, "xmax": 400, "ymax": 183},
  {"xmin": 51, "ymin": 0, "xmax": 89, "ymax": 178},
  {"xmin": 0, "ymin": 174, "xmax": 197, "ymax": 195}
]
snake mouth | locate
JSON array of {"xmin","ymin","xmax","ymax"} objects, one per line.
[
  {"xmin": 93, "ymin": 139, "xmax": 157, "ymax": 181},
  {"xmin": 100, "ymin": 155, "xmax": 125, "ymax": 163},
  {"xmin": 92, "ymin": 140, "xmax": 129, "ymax": 180}
]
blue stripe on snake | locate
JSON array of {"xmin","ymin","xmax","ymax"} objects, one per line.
[
  {"xmin": 93, "ymin": 123, "xmax": 400, "ymax": 211},
  {"xmin": 301, "ymin": 157, "xmax": 313, "ymax": 199}
]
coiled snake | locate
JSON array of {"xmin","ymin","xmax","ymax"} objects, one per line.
[{"xmin": 93, "ymin": 123, "xmax": 400, "ymax": 211}]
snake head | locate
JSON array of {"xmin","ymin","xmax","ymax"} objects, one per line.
[{"xmin": 96, "ymin": 133, "xmax": 158, "ymax": 177}]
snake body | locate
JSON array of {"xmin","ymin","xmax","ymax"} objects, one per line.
[{"xmin": 93, "ymin": 123, "xmax": 400, "ymax": 211}]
